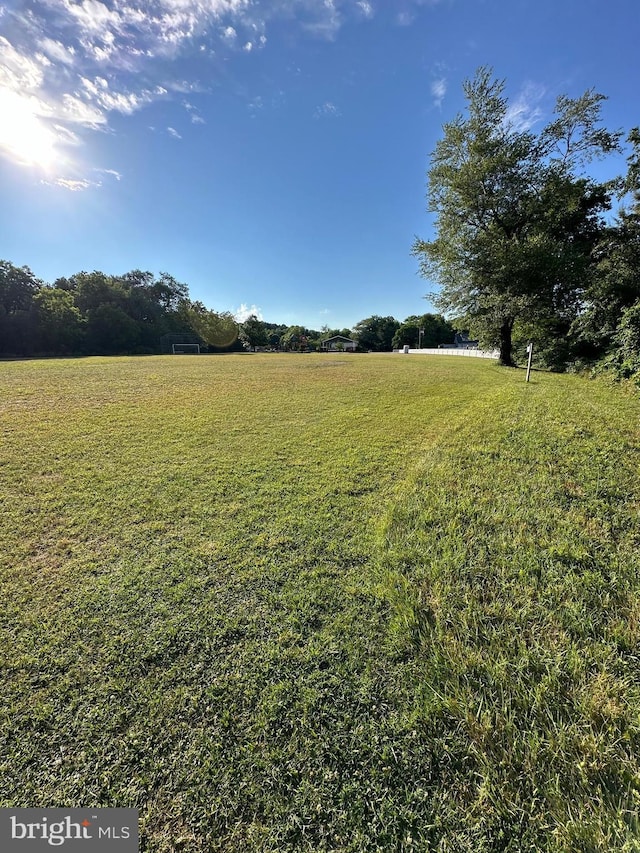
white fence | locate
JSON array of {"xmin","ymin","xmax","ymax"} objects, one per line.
[{"xmin": 398, "ymin": 348, "xmax": 500, "ymax": 359}]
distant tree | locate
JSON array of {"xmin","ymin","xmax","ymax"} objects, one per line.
[
  {"xmin": 57, "ymin": 269, "xmax": 191, "ymax": 354},
  {"xmin": 70, "ymin": 271, "xmax": 128, "ymax": 314},
  {"xmin": 574, "ymin": 128, "xmax": 640, "ymax": 359},
  {"xmin": 240, "ymin": 315, "xmax": 269, "ymax": 351},
  {"xmin": 0, "ymin": 260, "xmax": 42, "ymax": 355},
  {"xmin": 182, "ymin": 301, "xmax": 239, "ymax": 350},
  {"xmin": 120, "ymin": 271, "xmax": 189, "ymax": 350},
  {"xmin": 353, "ymin": 315, "xmax": 400, "ymax": 351},
  {"xmin": 34, "ymin": 288, "xmax": 84, "ymax": 353},
  {"xmin": 281, "ymin": 325, "xmax": 309, "ymax": 351},
  {"xmin": 413, "ymin": 68, "xmax": 620, "ymax": 366},
  {"xmin": 85, "ymin": 303, "xmax": 141, "ymax": 354},
  {"xmin": 0, "ymin": 263, "xmax": 194, "ymax": 357},
  {"xmin": 392, "ymin": 323, "xmax": 420, "ymax": 350},
  {"xmin": 321, "ymin": 327, "xmax": 354, "ymax": 343},
  {"xmin": 609, "ymin": 301, "xmax": 640, "ymax": 381},
  {"xmin": 0, "ymin": 260, "xmax": 41, "ymax": 313},
  {"xmin": 123, "ymin": 270, "xmax": 188, "ymax": 312},
  {"xmin": 392, "ymin": 313, "xmax": 455, "ymax": 349}
]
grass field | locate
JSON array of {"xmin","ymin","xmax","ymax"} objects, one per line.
[{"xmin": 1, "ymin": 353, "xmax": 640, "ymax": 852}]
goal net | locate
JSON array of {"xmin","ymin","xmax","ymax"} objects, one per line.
[{"xmin": 172, "ymin": 343, "xmax": 201, "ymax": 354}]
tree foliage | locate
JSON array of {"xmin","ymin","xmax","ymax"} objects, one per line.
[
  {"xmin": 575, "ymin": 130, "xmax": 640, "ymax": 354},
  {"xmin": 34, "ymin": 288, "xmax": 84, "ymax": 354},
  {"xmin": 181, "ymin": 301, "xmax": 239, "ymax": 350},
  {"xmin": 413, "ymin": 68, "xmax": 620, "ymax": 366},
  {"xmin": 392, "ymin": 313, "xmax": 455, "ymax": 349},
  {"xmin": 280, "ymin": 326, "xmax": 312, "ymax": 351},
  {"xmin": 0, "ymin": 265, "xmax": 195, "ymax": 357},
  {"xmin": 353, "ymin": 315, "xmax": 400, "ymax": 351},
  {"xmin": 239, "ymin": 315, "xmax": 268, "ymax": 351},
  {"xmin": 583, "ymin": 129, "xmax": 640, "ymax": 380},
  {"xmin": 0, "ymin": 261, "xmax": 41, "ymax": 355}
]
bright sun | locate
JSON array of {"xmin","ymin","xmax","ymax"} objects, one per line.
[{"xmin": 0, "ymin": 88, "xmax": 62, "ymax": 173}]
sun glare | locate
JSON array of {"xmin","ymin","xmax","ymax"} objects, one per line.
[{"xmin": 0, "ymin": 88, "xmax": 62, "ymax": 172}]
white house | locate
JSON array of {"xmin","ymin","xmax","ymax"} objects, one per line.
[{"xmin": 321, "ymin": 335, "xmax": 358, "ymax": 352}]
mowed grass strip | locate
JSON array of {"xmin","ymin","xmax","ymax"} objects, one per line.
[{"xmin": 0, "ymin": 354, "xmax": 639, "ymax": 851}]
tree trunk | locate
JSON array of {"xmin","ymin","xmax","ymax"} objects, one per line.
[{"xmin": 499, "ymin": 318, "xmax": 515, "ymax": 366}]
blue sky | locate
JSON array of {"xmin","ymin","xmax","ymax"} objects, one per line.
[{"xmin": 1, "ymin": 0, "xmax": 638, "ymax": 330}]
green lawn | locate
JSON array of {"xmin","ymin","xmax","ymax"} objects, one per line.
[{"xmin": 1, "ymin": 354, "xmax": 639, "ymax": 851}]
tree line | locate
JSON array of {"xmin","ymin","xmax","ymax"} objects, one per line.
[
  {"xmin": 5, "ymin": 69, "xmax": 637, "ymax": 379},
  {"xmin": 413, "ymin": 68, "xmax": 640, "ymax": 383},
  {"xmin": 0, "ymin": 262, "xmax": 456, "ymax": 357}
]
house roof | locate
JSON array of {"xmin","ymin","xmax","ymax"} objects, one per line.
[{"xmin": 323, "ymin": 335, "xmax": 357, "ymax": 343}]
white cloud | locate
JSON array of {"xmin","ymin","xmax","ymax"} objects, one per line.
[
  {"xmin": 357, "ymin": 1, "xmax": 374, "ymax": 18},
  {"xmin": 396, "ymin": 11, "xmax": 414, "ymax": 25},
  {"xmin": 79, "ymin": 75, "xmax": 108, "ymax": 98},
  {"xmin": 298, "ymin": 0, "xmax": 342, "ymax": 39},
  {"xmin": 61, "ymin": 0, "xmax": 121, "ymax": 36},
  {"xmin": 431, "ymin": 77, "xmax": 447, "ymax": 107},
  {"xmin": 248, "ymin": 95, "xmax": 264, "ymax": 114},
  {"xmin": 314, "ymin": 101, "xmax": 341, "ymax": 119},
  {"xmin": 0, "ymin": 0, "xmax": 402, "ymax": 183},
  {"xmin": 98, "ymin": 88, "xmax": 151, "ymax": 114},
  {"xmin": 95, "ymin": 167, "xmax": 122, "ymax": 180},
  {"xmin": 184, "ymin": 100, "xmax": 205, "ymax": 123},
  {"xmin": 167, "ymin": 126, "xmax": 182, "ymax": 139},
  {"xmin": 234, "ymin": 303, "xmax": 263, "ymax": 322},
  {"xmin": 0, "ymin": 36, "xmax": 46, "ymax": 91},
  {"xmin": 166, "ymin": 80, "xmax": 207, "ymax": 95},
  {"xmin": 80, "ymin": 75, "xmax": 160, "ymax": 116},
  {"xmin": 53, "ymin": 124, "xmax": 82, "ymax": 145},
  {"xmin": 46, "ymin": 176, "xmax": 101, "ymax": 191},
  {"xmin": 0, "ymin": 1, "xmax": 252, "ymax": 181},
  {"xmin": 38, "ymin": 38, "xmax": 76, "ymax": 66},
  {"xmin": 61, "ymin": 93, "xmax": 106, "ymax": 127},
  {"xmin": 43, "ymin": 165, "xmax": 120, "ymax": 191},
  {"xmin": 504, "ymin": 82, "xmax": 546, "ymax": 132}
]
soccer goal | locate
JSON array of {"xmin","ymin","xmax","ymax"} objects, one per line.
[{"xmin": 172, "ymin": 343, "xmax": 201, "ymax": 354}]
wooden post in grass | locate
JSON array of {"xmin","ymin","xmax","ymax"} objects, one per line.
[{"xmin": 525, "ymin": 343, "xmax": 533, "ymax": 382}]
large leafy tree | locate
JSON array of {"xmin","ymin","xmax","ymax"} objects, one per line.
[
  {"xmin": 240, "ymin": 315, "xmax": 269, "ymax": 351},
  {"xmin": 34, "ymin": 288, "xmax": 85, "ymax": 353},
  {"xmin": 576, "ymin": 128, "xmax": 640, "ymax": 358},
  {"xmin": 0, "ymin": 260, "xmax": 42, "ymax": 355},
  {"xmin": 0, "ymin": 260, "xmax": 41, "ymax": 313},
  {"xmin": 352, "ymin": 315, "xmax": 400, "ymax": 351},
  {"xmin": 392, "ymin": 313, "xmax": 455, "ymax": 349},
  {"xmin": 280, "ymin": 325, "xmax": 312, "ymax": 351},
  {"xmin": 413, "ymin": 68, "xmax": 620, "ymax": 366},
  {"xmin": 182, "ymin": 300, "xmax": 239, "ymax": 350}
]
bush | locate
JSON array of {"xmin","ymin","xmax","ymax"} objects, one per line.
[{"xmin": 607, "ymin": 301, "xmax": 640, "ymax": 383}]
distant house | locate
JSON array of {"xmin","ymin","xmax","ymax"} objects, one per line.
[
  {"xmin": 321, "ymin": 335, "xmax": 358, "ymax": 352},
  {"xmin": 452, "ymin": 332, "xmax": 479, "ymax": 349}
]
